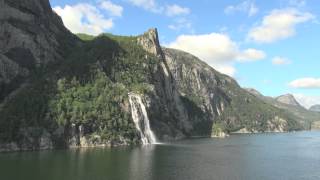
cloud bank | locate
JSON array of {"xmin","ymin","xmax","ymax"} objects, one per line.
[
  {"xmin": 168, "ymin": 33, "xmax": 266, "ymax": 76},
  {"xmin": 225, "ymin": 0, "xmax": 259, "ymax": 17},
  {"xmin": 289, "ymin": 78, "xmax": 320, "ymax": 89},
  {"xmin": 272, "ymin": 56, "xmax": 292, "ymax": 65},
  {"xmin": 53, "ymin": 1, "xmax": 123, "ymax": 35},
  {"xmin": 248, "ymin": 8, "xmax": 314, "ymax": 43}
]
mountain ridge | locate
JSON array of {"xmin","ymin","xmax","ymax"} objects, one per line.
[{"xmin": 245, "ymin": 88, "xmax": 320, "ymax": 129}]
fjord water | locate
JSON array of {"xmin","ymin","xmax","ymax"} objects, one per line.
[{"xmin": 1, "ymin": 132, "xmax": 320, "ymax": 180}]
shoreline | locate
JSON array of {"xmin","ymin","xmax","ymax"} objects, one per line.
[{"xmin": 1, "ymin": 130, "xmax": 315, "ymax": 153}]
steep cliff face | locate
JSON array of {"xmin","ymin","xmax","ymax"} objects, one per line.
[
  {"xmin": 162, "ymin": 48, "xmax": 301, "ymax": 133},
  {"xmin": 0, "ymin": 0, "xmax": 77, "ymax": 151},
  {"xmin": 0, "ymin": 0, "xmax": 77, "ymax": 101},
  {"xmin": 137, "ymin": 29, "xmax": 191, "ymax": 140},
  {"xmin": 163, "ymin": 48, "xmax": 231, "ymax": 135}
]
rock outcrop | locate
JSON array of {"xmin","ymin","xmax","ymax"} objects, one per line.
[
  {"xmin": 137, "ymin": 28, "xmax": 163, "ymax": 58},
  {"xmin": 276, "ymin": 94, "xmax": 302, "ymax": 107},
  {"xmin": 244, "ymin": 88, "xmax": 263, "ymax": 97}
]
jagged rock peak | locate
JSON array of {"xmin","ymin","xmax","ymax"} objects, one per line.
[
  {"xmin": 137, "ymin": 28, "xmax": 163, "ymax": 57},
  {"xmin": 310, "ymin": 105, "xmax": 320, "ymax": 112},
  {"xmin": 275, "ymin": 94, "xmax": 301, "ymax": 107}
]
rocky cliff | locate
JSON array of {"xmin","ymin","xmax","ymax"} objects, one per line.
[
  {"xmin": 244, "ymin": 88, "xmax": 263, "ymax": 97},
  {"xmin": 162, "ymin": 48, "xmax": 301, "ymax": 134},
  {"xmin": 0, "ymin": 0, "xmax": 77, "ymax": 102},
  {"xmin": 0, "ymin": 0, "xmax": 304, "ymax": 152}
]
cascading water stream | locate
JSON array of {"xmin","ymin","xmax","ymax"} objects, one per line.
[{"xmin": 128, "ymin": 93, "xmax": 157, "ymax": 145}]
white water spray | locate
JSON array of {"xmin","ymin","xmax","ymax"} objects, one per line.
[{"xmin": 128, "ymin": 93, "xmax": 157, "ymax": 144}]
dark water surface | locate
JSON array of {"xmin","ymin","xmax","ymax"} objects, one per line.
[{"xmin": 1, "ymin": 131, "xmax": 320, "ymax": 180}]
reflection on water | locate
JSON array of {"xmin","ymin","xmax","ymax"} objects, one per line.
[
  {"xmin": 129, "ymin": 145, "xmax": 155, "ymax": 180},
  {"xmin": 1, "ymin": 131, "xmax": 320, "ymax": 180}
]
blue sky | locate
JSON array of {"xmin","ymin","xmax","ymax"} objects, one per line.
[{"xmin": 50, "ymin": 0, "xmax": 320, "ymax": 108}]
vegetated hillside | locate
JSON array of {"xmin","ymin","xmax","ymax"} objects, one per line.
[
  {"xmin": 245, "ymin": 89, "xmax": 320, "ymax": 129},
  {"xmin": 0, "ymin": 0, "xmax": 304, "ymax": 152},
  {"xmin": 0, "ymin": 30, "xmax": 164, "ymax": 150}
]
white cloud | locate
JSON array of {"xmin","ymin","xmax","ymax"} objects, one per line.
[
  {"xmin": 224, "ymin": 0, "xmax": 259, "ymax": 17},
  {"xmin": 100, "ymin": 1, "xmax": 123, "ymax": 17},
  {"xmin": 127, "ymin": 0, "xmax": 190, "ymax": 17},
  {"xmin": 289, "ymin": 78, "xmax": 320, "ymax": 89},
  {"xmin": 127, "ymin": 0, "xmax": 192, "ymax": 32},
  {"xmin": 53, "ymin": 3, "xmax": 114, "ymax": 35},
  {"xmin": 168, "ymin": 18, "xmax": 192, "ymax": 32},
  {"xmin": 168, "ymin": 33, "xmax": 236, "ymax": 64},
  {"xmin": 248, "ymin": 8, "xmax": 314, "ymax": 43},
  {"xmin": 127, "ymin": 0, "xmax": 161, "ymax": 13},
  {"xmin": 215, "ymin": 66, "xmax": 237, "ymax": 77},
  {"xmin": 272, "ymin": 56, "xmax": 292, "ymax": 65},
  {"xmin": 165, "ymin": 4, "xmax": 190, "ymax": 17},
  {"xmin": 293, "ymin": 94, "xmax": 320, "ymax": 109},
  {"xmin": 167, "ymin": 33, "xmax": 265, "ymax": 77},
  {"xmin": 238, "ymin": 49, "xmax": 266, "ymax": 62}
]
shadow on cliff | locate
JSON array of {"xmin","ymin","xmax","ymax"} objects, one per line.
[
  {"xmin": 54, "ymin": 35, "xmax": 123, "ymax": 81},
  {"xmin": 0, "ymin": 35, "xmax": 124, "ymax": 149}
]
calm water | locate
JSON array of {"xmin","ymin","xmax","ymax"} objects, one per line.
[{"xmin": 1, "ymin": 131, "xmax": 320, "ymax": 180}]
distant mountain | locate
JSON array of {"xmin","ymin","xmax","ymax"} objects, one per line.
[
  {"xmin": 245, "ymin": 89, "xmax": 320, "ymax": 129},
  {"xmin": 275, "ymin": 94, "xmax": 302, "ymax": 107},
  {"xmin": 244, "ymin": 88, "xmax": 263, "ymax": 97},
  {"xmin": 310, "ymin": 105, "xmax": 320, "ymax": 112}
]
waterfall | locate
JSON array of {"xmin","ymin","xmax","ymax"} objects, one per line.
[{"xmin": 128, "ymin": 93, "xmax": 157, "ymax": 145}]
